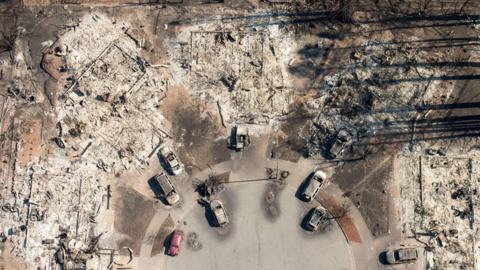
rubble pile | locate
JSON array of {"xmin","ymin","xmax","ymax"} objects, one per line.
[
  {"xmin": 56, "ymin": 13, "xmax": 169, "ymax": 173},
  {"xmin": 1, "ymin": 12, "xmax": 170, "ymax": 269},
  {"xmin": 169, "ymin": 24, "xmax": 296, "ymax": 125},
  {"xmin": 302, "ymin": 37, "xmax": 456, "ymax": 158},
  {"xmin": 398, "ymin": 156, "xmax": 480, "ymax": 269},
  {"xmin": 164, "ymin": 15, "xmax": 463, "ymax": 159},
  {"xmin": 1, "ymin": 157, "xmax": 113, "ymax": 269}
]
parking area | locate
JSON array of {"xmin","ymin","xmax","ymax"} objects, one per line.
[
  {"xmin": 129, "ymin": 136, "xmax": 362, "ymax": 270},
  {"xmin": 165, "ymin": 181, "xmax": 353, "ymax": 270}
]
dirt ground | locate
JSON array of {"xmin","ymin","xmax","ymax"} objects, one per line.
[
  {"xmin": 0, "ymin": 246, "xmax": 26, "ymax": 270},
  {"xmin": 151, "ymin": 214, "xmax": 175, "ymax": 257},
  {"xmin": 318, "ymin": 190, "xmax": 362, "ymax": 243},
  {"xmin": 333, "ymin": 153, "xmax": 393, "ymax": 237},
  {"xmin": 15, "ymin": 118, "xmax": 44, "ymax": 167},
  {"xmin": 161, "ymin": 86, "xmax": 230, "ymax": 173},
  {"xmin": 270, "ymin": 94, "xmax": 317, "ymax": 162},
  {"xmin": 114, "ymin": 185, "xmax": 156, "ymax": 255}
]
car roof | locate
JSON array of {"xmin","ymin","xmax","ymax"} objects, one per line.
[
  {"xmin": 397, "ymin": 248, "xmax": 417, "ymax": 260},
  {"xmin": 210, "ymin": 200, "xmax": 227, "ymax": 222},
  {"xmin": 160, "ymin": 146, "xmax": 173, "ymax": 155},
  {"xmin": 156, "ymin": 174, "xmax": 174, "ymax": 194},
  {"xmin": 310, "ymin": 208, "xmax": 326, "ymax": 224},
  {"xmin": 172, "ymin": 231, "xmax": 183, "ymax": 243},
  {"xmin": 166, "ymin": 193, "xmax": 180, "ymax": 204},
  {"xmin": 169, "ymin": 246, "xmax": 178, "ymax": 253},
  {"xmin": 305, "ymin": 178, "xmax": 321, "ymax": 195},
  {"xmin": 313, "ymin": 170, "xmax": 327, "ymax": 180},
  {"xmin": 210, "ymin": 200, "xmax": 223, "ymax": 208},
  {"xmin": 167, "ymin": 154, "xmax": 179, "ymax": 166}
]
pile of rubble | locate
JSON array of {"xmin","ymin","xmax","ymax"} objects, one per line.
[
  {"xmin": 1, "ymin": 12, "xmax": 170, "ymax": 269},
  {"xmin": 54, "ymin": 13, "xmax": 169, "ymax": 174},
  {"xmin": 398, "ymin": 156, "xmax": 480, "ymax": 269},
  {"xmin": 168, "ymin": 23, "xmax": 296, "ymax": 125},
  {"xmin": 164, "ymin": 12, "xmax": 463, "ymax": 158},
  {"xmin": 302, "ymin": 34, "xmax": 458, "ymax": 157},
  {"xmin": 1, "ymin": 157, "xmax": 114, "ymax": 269}
]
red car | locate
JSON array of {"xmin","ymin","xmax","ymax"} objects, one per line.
[{"xmin": 167, "ymin": 230, "xmax": 184, "ymax": 256}]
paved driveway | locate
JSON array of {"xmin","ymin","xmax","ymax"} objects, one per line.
[{"xmin": 165, "ymin": 180, "xmax": 353, "ymax": 270}]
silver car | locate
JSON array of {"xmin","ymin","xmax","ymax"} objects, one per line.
[
  {"xmin": 160, "ymin": 146, "xmax": 183, "ymax": 175},
  {"xmin": 301, "ymin": 170, "xmax": 327, "ymax": 201},
  {"xmin": 155, "ymin": 173, "xmax": 180, "ymax": 206},
  {"xmin": 386, "ymin": 247, "xmax": 418, "ymax": 264},
  {"xmin": 210, "ymin": 200, "xmax": 229, "ymax": 227}
]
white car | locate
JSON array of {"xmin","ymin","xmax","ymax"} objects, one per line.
[
  {"xmin": 155, "ymin": 173, "xmax": 180, "ymax": 206},
  {"xmin": 301, "ymin": 170, "xmax": 327, "ymax": 201},
  {"xmin": 210, "ymin": 200, "xmax": 229, "ymax": 227},
  {"xmin": 386, "ymin": 247, "xmax": 418, "ymax": 264},
  {"xmin": 160, "ymin": 146, "xmax": 183, "ymax": 175}
]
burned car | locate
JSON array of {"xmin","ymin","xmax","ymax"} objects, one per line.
[
  {"xmin": 210, "ymin": 199, "xmax": 229, "ymax": 227},
  {"xmin": 228, "ymin": 126, "xmax": 250, "ymax": 151},
  {"xmin": 329, "ymin": 129, "xmax": 353, "ymax": 159},
  {"xmin": 160, "ymin": 145, "xmax": 183, "ymax": 175},
  {"xmin": 305, "ymin": 205, "xmax": 329, "ymax": 231},
  {"xmin": 301, "ymin": 170, "xmax": 327, "ymax": 202},
  {"xmin": 386, "ymin": 247, "xmax": 418, "ymax": 264},
  {"xmin": 154, "ymin": 173, "xmax": 181, "ymax": 206}
]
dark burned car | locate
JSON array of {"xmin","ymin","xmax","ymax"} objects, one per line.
[
  {"xmin": 228, "ymin": 126, "xmax": 250, "ymax": 151},
  {"xmin": 328, "ymin": 129, "xmax": 353, "ymax": 159},
  {"xmin": 305, "ymin": 205, "xmax": 329, "ymax": 231}
]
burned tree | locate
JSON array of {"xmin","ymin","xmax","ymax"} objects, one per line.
[
  {"xmin": 338, "ymin": 0, "xmax": 353, "ymax": 22},
  {"xmin": 194, "ymin": 172, "xmax": 227, "ymax": 199}
]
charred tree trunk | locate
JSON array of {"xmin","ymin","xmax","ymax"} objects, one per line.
[{"xmin": 338, "ymin": 0, "xmax": 353, "ymax": 23}]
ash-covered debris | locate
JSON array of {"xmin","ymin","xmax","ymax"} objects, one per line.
[
  {"xmin": 399, "ymin": 156, "xmax": 480, "ymax": 270},
  {"xmin": 0, "ymin": 11, "xmax": 163, "ymax": 269},
  {"xmin": 49, "ymin": 13, "xmax": 170, "ymax": 174},
  {"xmin": 0, "ymin": 156, "xmax": 115, "ymax": 268},
  {"xmin": 263, "ymin": 167, "xmax": 289, "ymax": 219},
  {"xmin": 169, "ymin": 24, "xmax": 297, "ymax": 125},
  {"xmin": 187, "ymin": 232, "xmax": 202, "ymax": 250},
  {"xmin": 300, "ymin": 39, "xmax": 457, "ymax": 159},
  {"xmin": 1, "ymin": 0, "xmax": 480, "ymax": 269}
]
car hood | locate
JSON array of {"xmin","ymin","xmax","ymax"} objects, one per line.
[
  {"xmin": 168, "ymin": 246, "xmax": 179, "ymax": 256},
  {"xmin": 385, "ymin": 251, "xmax": 396, "ymax": 264},
  {"xmin": 171, "ymin": 166, "xmax": 183, "ymax": 175},
  {"xmin": 168, "ymin": 157, "xmax": 179, "ymax": 167},
  {"xmin": 166, "ymin": 193, "xmax": 180, "ymax": 205}
]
